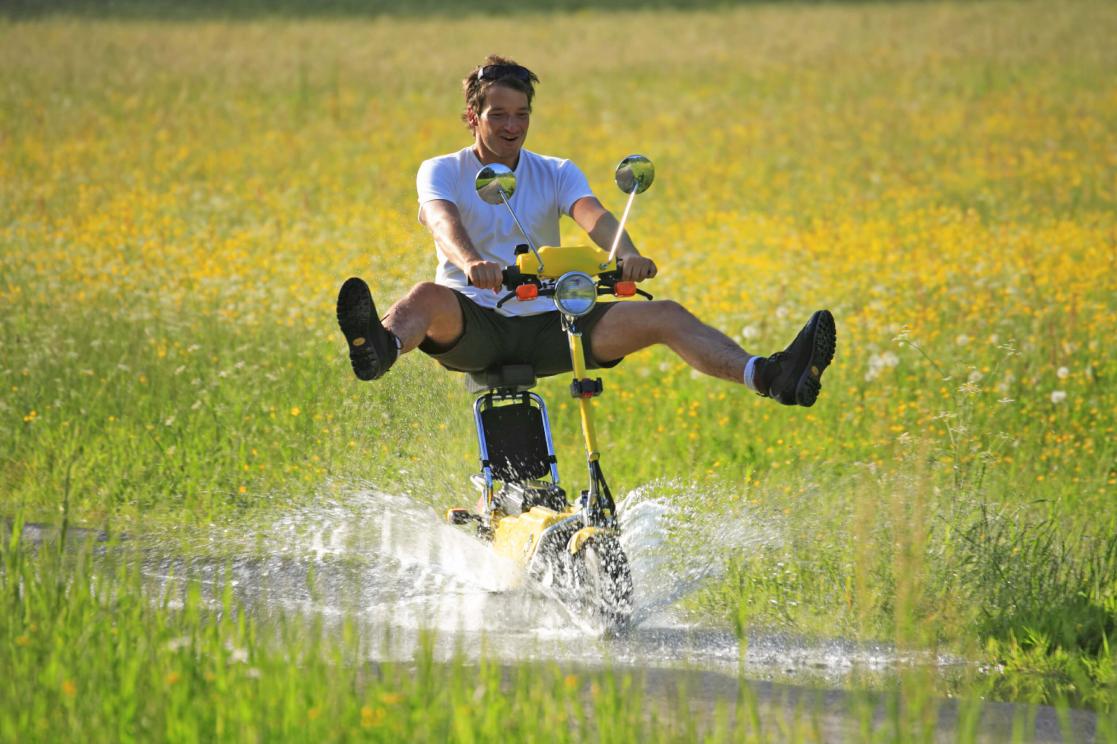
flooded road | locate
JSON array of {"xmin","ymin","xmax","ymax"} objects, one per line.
[{"xmin": 16, "ymin": 487, "xmax": 1100, "ymax": 741}]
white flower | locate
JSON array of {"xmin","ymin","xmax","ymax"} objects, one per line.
[
  {"xmin": 1050, "ymin": 390, "xmax": 1067, "ymax": 404},
  {"xmin": 1056, "ymin": 366, "xmax": 1069, "ymax": 379},
  {"xmin": 163, "ymin": 636, "xmax": 191, "ymax": 652},
  {"xmin": 225, "ymin": 642, "xmax": 249, "ymax": 663},
  {"xmin": 956, "ymin": 334, "xmax": 970, "ymax": 346},
  {"xmin": 865, "ymin": 351, "xmax": 900, "ymax": 381},
  {"xmin": 740, "ymin": 325, "xmax": 759, "ymax": 341}
]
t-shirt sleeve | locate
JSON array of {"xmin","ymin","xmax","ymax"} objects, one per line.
[
  {"xmin": 556, "ymin": 159, "xmax": 594, "ymax": 216},
  {"xmin": 416, "ymin": 157, "xmax": 457, "ymax": 208}
]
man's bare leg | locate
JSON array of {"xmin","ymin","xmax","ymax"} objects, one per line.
[
  {"xmin": 380, "ymin": 281, "xmax": 464, "ymax": 353},
  {"xmin": 589, "ymin": 301, "xmax": 751, "ymax": 383},
  {"xmin": 337, "ymin": 279, "xmax": 463, "ymax": 380},
  {"xmin": 590, "ymin": 300, "xmax": 836, "ymax": 406}
]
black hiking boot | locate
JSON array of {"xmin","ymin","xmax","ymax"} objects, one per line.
[
  {"xmin": 755, "ymin": 309, "xmax": 836, "ymax": 407},
  {"xmin": 336, "ymin": 277, "xmax": 397, "ymax": 381}
]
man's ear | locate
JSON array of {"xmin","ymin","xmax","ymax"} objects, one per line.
[{"xmin": 466, "ymin": 107, "xmax": 478, "ymax": 130}]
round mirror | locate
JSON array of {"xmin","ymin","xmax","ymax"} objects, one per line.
[
  {"xmin": 475, "ymin": 163, "xmax": 517, "ymax": 205},
  {"xmin": 614, "ymin": 154, "xmax": 655, "ymax": 195}
]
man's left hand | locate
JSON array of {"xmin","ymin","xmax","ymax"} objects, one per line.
[{"xmin": 620, "ymin": 255, "xmax": 657, "ymax": 282}]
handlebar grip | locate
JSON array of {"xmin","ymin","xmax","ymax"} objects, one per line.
[{"xmin": 465, "ymin": 265, "xmax": 515, "ymax": 290}]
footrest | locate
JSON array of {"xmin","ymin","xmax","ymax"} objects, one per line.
[
  {"xmin": 446, "ymin": 507, "xmax": 482, "ymax": 526},
  {"xmin": 570, "ymin": 378, "xmax": 603, "ymax": 399}
]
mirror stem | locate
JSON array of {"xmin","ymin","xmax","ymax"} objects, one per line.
[
  {"xmin": 605, "ymin": 186, "xmax": 639, "ymax": 267},
  {"xmin": 499, "ymin": 190, "xmax": 544, "ymax": 272}
]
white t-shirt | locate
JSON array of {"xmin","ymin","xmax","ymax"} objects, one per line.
[{"xmin": 416, "ymin": 147, "xmax": 593, "ymax": 317}]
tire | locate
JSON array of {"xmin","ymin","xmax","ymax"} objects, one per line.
[{"xmin": 572, "ymin": 536, "xmax": 634, "ymax": 631}]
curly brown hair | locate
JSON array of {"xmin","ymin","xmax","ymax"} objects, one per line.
[{"xmin": 461, "ymin": 55, "xmax": 540, "ymax": 130}]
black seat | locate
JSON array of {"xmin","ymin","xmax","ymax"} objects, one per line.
[
  {"xmin": 465, "ymin": 364, "xmax": 537, "ymax": 394},
  {"xmin": 468, "ymin": 364, "xmax": 550, "ymax": 482}
]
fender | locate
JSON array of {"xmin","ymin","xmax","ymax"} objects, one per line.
[{"xmin": 567, "ymin": 526, "xmax": 618, "ymax": 555}]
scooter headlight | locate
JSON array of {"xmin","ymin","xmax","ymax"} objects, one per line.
[{"xmin": 553, "ymin": 272, "xmax": 597, "ymax": 318}]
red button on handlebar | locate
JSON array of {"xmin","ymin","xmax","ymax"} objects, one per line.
[
  {"xmin": 515, "ymin": 284, "xmax": 539, "ymax": 301},
  {"xmin": 614, "ymin": 281, "xmax": 637, "ymax": 298}
]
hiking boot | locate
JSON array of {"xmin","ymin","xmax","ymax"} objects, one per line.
[
  {"xmin": 756, "ymin": 309, "xmax": 836, "ymax": 407},
  {"xmin": 336, "ymin": 277, "xmax": 397, "ymax": 381}
]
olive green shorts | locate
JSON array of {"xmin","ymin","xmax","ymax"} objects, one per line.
[{"xmin": 418, "ymin": 291, "xmax": 624, "ymax": 377}]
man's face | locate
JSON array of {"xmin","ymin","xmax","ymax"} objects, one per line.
[{"xmin": 471, "ymin": 84, "xmax": 530, "ymax": 167}]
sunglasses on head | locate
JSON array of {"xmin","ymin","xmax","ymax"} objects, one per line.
[{"xmin": 477, "ymin": 64, "xmax": 534, "ymax": 83}]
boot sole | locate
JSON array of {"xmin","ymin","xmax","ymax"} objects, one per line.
[
  {"xmin": 336, "ymin": 277, "xmax": 384, "ymax": 381},
  {"xmin": 794, "ymin": 309, "xmax": 836, "ymax": 407}
]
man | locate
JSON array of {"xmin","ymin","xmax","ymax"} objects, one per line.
[{"xmin": 337, "ymin": 55, "xmax": 835, "ymax": 405}]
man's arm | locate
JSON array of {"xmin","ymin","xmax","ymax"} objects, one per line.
[
  {"xmin": 419, "ymin": 199, "xmax": 503, "ymax": 290},
  {"xmin": 570, "ymin": 196, "xmax": 657, "ymax": 282}
]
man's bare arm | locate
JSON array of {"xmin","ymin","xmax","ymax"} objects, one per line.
[
  {"xmin": 419, "ymin": 199, "xmax": 503, "ymax": 290},
  {"xmin": 570, "ymin": 196, "xmax": 657, "ymax": 282}
]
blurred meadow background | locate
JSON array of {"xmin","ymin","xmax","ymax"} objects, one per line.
[{"xmin": 3, "ymin": 0, "xmax": 1117, "ymax": 739}]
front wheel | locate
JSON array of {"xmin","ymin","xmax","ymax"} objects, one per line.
[{"xmin": 572, "ymin": 536, "xmax": 633, "ymax": 632}]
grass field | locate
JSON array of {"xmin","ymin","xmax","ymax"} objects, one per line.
[{"xmin": 3, "ymin": 0, "xmax": 1117, "ymax": 738}]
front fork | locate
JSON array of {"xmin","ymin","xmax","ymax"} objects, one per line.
[{"xmin": 566, "ymin": 319, "xmax": 617, "ymax": 529}]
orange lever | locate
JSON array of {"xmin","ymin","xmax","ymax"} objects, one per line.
[
  {"xmin": 515, "ymin": 284, "xmax": 539, "ymax": 300},
  {"xmin": 614, "ymin": 281, "xmax": 637, "ymax": 297}
]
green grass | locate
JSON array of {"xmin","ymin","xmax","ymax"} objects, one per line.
[
  {"xmin": 2, "ymin": 0, "xmax": 1117, "ymax": 736},
  {"xmin": 4, "ymin": 527, "xmax": 1111, "ymax": 742}
]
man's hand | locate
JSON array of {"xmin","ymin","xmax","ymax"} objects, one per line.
[
  {"xmin": 466, "ymin": 260, "xmax": 504, "ymax": 291},
  {"xmin": 620, "ymin": 255, "xmax": 657, "ymax": 282}
]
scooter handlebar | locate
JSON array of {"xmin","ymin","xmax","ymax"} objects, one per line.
[{"xmin": 488, "ymin": 260, "xmax": 654, "ymax": 307}]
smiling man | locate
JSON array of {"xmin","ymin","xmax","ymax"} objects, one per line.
[{"xmin": 336, "ymin": 55, "xmax": 836, "ymax": 406}]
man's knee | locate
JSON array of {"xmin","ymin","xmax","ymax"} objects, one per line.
[
  {"xmin": 398, "ymin": 282, "xmax": 462, "ymax": 343},
  {"xmin": 408, "ymin": 280, "xmax": 445, "ymax": 301},
  {"xmin": 649, "ymin": 300, "xmax": 697, "ymax": 337},
  {"xmin": 653, "ymin": 299, "xmax": 691, "ymax": 321},
  {"xmin": 405, "ymin": 281, "xmax": 458, "ymax": 313}
]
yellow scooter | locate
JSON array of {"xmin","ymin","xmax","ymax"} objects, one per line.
[{"xmin": 447, "ymin": 156, "xmax": 656, "ymax": 630}]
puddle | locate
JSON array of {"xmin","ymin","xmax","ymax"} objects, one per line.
[{"xmin": 123, "ymin": 484, "xmax": 951, "ymax": 685}]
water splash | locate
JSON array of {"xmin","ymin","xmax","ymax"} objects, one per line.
[
  {"xmin": 619, "ymin": 481, "xmax": 776, "ymax": 626},
  {"xmin": 128, "ymin": 482, "xmax": 938, "ymax": 681}
]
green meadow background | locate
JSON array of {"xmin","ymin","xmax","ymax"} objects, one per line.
[{"xmin": 2, "ymin": 0, "xmax": 1116, "ymax": 738}]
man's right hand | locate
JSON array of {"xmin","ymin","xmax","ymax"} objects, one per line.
[{"xmin": 466, "ymin": 260, "xmax": 504, "ymax": 291}]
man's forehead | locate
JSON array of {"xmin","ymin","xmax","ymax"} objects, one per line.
[{"xmin": 482, "ymin": 85, "xmax": 530, "ymax": 110}]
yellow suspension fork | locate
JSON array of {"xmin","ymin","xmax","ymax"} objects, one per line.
[
  {"xmin": 567, "ymin": 329, "xmax": 599, "ymax": 463},
  {"xmin": 565, "ymin": 317, "xmax": 617, "ymax": 527}
]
